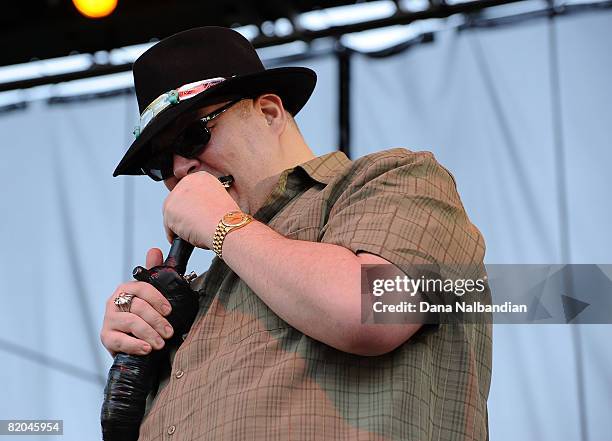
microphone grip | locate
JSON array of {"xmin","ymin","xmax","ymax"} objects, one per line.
[{"xmin": 101, "ymin": 238, "xmax": 199, "ymax": 441}]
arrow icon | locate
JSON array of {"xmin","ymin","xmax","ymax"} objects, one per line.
[
  {"xmin": 527, "ymin": 294, "xmax": 553, "ymax": 321},
  {"xmin": 561, "ymin": 295, "xmax": 590, "ymax": 323}
]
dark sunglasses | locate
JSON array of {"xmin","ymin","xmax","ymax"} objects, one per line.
[{"xmin": 142, "ymin": 99, "xmax": 242, "ymax": 181}]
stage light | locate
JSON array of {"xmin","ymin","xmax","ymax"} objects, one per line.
[{"xmin": 72, "ymin": 0, "xmax": 118, "ymax": 19}]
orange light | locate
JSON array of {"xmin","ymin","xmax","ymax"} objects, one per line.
[{"xmin": 72, "ymin": 0, "xmax": 118, "ymax": 19}]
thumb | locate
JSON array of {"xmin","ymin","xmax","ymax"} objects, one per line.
[{"xmin": 146, "ymin": 247, "xmax": 164, "ymax": 269}]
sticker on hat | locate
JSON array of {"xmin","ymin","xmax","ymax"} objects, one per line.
[{"xmin": 135, "ymin": 76, "xmax": 228, "ymax": 137}]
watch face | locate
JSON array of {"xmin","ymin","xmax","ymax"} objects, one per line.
[{"xmin": 223, "ymin": 211, "xmax": 246, "ymax": 226}]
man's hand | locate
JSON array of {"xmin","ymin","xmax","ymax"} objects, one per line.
[
  {"xmin": 162, "ymin": 171, "xmax": 240, "ymax": 248},
  {"xmin": 100, "ymin": 248, "xmax": 175, "ymax": 357}
]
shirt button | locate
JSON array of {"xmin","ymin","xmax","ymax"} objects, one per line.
[
  {"xmin": 175, "ymin": 370, "xmax": 184, "ymax": 379},
  {"xmin": 167, "ymin": 425, "xmax": 176, "ymax": 435}
]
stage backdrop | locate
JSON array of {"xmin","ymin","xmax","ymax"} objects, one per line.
[{"xmin": 0, "ymin": 8, "xmax": 610, "ymax": 441}]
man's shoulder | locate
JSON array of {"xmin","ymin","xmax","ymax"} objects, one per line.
[
  {"xmin": 345, "ymin": 147, "xmax": 455, "ymax": 187},
  {"xmin": 355, "ymin": 147, "xmax": 433, "ymax": 164}
]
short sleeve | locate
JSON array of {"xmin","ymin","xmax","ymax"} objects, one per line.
[{"xmin": 320, "ymin": 149, "xmax": 486, "ymax": 274}]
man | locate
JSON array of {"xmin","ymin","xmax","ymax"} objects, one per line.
[{"xmin": 101, "ymin": 26, "xmax": 491, "ymax": 440}]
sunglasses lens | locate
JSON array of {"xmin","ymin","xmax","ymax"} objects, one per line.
[
  {"xmin": 142, "ymin": 152, "xmax": 173, "ymax": 181},
  {"xmin": 142, "ymin": 121, "xmax": 211, "ymax": 181},
  {"xmin": 175, "ymin": 121, "xmax": 211, "ymax": 158}
]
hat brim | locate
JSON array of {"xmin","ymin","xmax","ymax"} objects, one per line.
[{"xmin": 113, "ymin": 66, "xmax": 316, "ymax": 177}]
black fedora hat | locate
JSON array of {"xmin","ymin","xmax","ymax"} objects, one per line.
[{"xmin": 113, "ymin": 26, "xmax": 316, "ymax": 177}]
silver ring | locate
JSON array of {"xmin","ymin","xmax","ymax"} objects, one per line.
[{"xmin": 114, "ymin": 292, "xmax": 135, "ymax": 313}]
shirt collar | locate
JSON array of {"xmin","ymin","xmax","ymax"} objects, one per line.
[
  {"xmin": 252, "ymin": 151, "xmax": 351, "ymax": 225},
  {"xmin": 295, "ymin": 151, "xmax": 351, "ymax": 185}
]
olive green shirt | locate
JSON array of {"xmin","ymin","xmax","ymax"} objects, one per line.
[{"xmin": 139, "ymin": 148, "xmax": 492, "ymax": 441}]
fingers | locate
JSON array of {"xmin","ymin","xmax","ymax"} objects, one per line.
[
  {"xmin": 146, "ymin": 247, "xmax": 163, "ymax": 269},
  {"xmin": 165, "ymin": 225, "xmax": 176, "ymax": 245},
  {"xmin": 101, "ymin": 281, "xmax": 174, "ymax": 356},
  {"xmin": 110, "ymin": 310, "xmax": 168, "ymax": 351},
  {"xmin": 101, "ymin": 330, "xmax": 152, "ymax": 356},
  {"xmin": 111, "ymin": 281, "xmax": 172, "ymax": 317},
  {"xmin": 129, "ymin": 296, "xmax": 174, "ymax": 342}
]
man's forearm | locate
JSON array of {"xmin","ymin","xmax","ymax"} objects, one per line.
[
  {"xmin": 221, "ymin": 220, "xmax": 420, "ymax": 355},
  {"xmin": 221, "ymin": 220, "xmax": 368, "ymax": 353}
]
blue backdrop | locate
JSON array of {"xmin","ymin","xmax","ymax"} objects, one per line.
[{"xmin": 1, "ymin": 8, "xmax": 610, "ymax": 440}]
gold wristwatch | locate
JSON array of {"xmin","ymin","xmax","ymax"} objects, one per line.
[{"xmin": 212, "ymin": 211, "xmax": 253, "ymax": 259}]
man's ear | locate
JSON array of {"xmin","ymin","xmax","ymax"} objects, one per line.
[{"xmin": 256, "ymin": 94, "xmax": 287, "ymax": 133}]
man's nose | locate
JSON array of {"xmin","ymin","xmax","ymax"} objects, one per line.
[{"xmin": 173, "ymin": 154, "xmax": 200, "ymax": 180}]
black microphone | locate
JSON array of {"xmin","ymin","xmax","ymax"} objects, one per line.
[{"xmin": 101, "ymin": 237, "xmax": 198, "ymax": 441}]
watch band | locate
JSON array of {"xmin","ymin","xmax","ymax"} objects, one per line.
[{"xmin": 212, "ymin": 211, "xmax": 253, "ymax": 259}]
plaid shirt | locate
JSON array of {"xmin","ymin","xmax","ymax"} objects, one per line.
[{"xmin": 139, "ymin": 148, "xmax": 492, "ymax": 441}]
